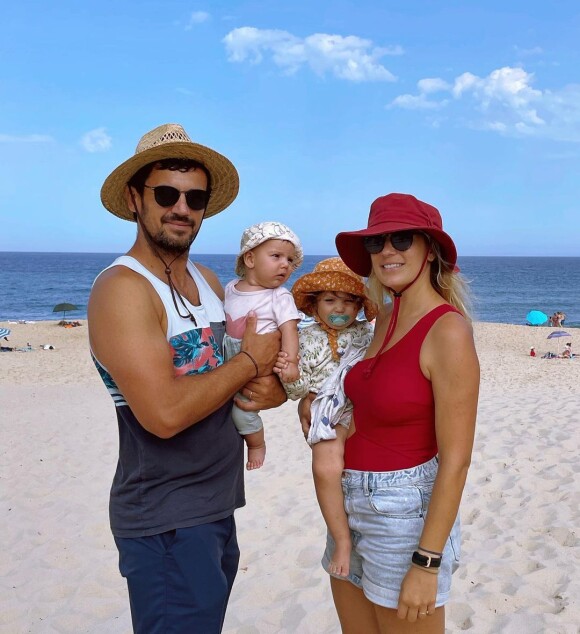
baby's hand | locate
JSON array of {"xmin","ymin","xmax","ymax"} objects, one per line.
[
  {"xmin": 274, "ymin": 350, "xmax": 289, "ymax": 373},
  {"xmin": 280, "ymin": 361, "xmax": 300, "ymax": 383}
]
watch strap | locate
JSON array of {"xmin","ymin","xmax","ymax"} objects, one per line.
[{"xmin": 412, "ymin": 550, "xmax": 442, "ymax": 569}]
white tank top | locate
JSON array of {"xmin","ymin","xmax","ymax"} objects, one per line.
[{"xmin": 101, "ymin": 255, "xmax": 225, "ymax": 338}]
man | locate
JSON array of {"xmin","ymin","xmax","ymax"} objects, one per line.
[{"xmin": 88, "ymin": 123, "xmax": 286, "ymax": 633}]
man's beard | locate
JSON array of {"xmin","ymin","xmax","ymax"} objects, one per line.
[
  {"xmin": 152, "ymin": 223, "xmax": 199, "ymax": 255},
  {"xmin": 143, "ymin": 209, "xmax": 202, "ymax": 256}
]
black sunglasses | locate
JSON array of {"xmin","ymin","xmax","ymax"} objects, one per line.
[
  {"xmin": 363, "ymin": 231, "xmax": 417, "ymax": 254},
  {"xmin": 144, "ymin": 185, "xmax": 210, "ymax": 211}
]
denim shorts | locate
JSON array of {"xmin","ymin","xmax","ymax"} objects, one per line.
[{"xmin": 321, "ymin": 456, "xmax": 461, "ymax": 609}]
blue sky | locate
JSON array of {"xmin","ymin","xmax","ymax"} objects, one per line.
[{"xmin": 1, "ymin": 1, "xmax": 579, "ymax": 257}]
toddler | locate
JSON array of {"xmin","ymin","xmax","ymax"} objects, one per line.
[{"xmin": 280, "ymin": 257, "xmax": 378, "ymax": 576}]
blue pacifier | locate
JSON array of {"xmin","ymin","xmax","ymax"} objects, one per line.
[{"xmin": 328, "ymin": 314, "xmax": 351, "ymax": 326}]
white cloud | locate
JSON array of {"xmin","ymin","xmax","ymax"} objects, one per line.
[
  {"xmin": 513, "ymin": 45, "xmax": 543, "ymax": 57},
  {"xmin": 389, "ymin": 93, "xmax": 447, "ymax": 110},
  {"xmin": 391, "ymin": 65, "xmax": 580, "ymax": 141},
  {"xmin": 0, "ymin": 134, "xmax": 53, "ymax": 143},
  {"xmin": 223, "ymin": 27, "xmax": 399, "ymax": 82},
  {"xmin": 80, "ymin": 128, "xmax": 112, "ymax": 153},
  {"xmin": 186, "ymin": 11, "xmax": 210, "ymax": 29},
  {"xmin": 417, "ymin": 78, "xmax": 450, "ymax": 94}
]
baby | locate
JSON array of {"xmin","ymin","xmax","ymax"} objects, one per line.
[{"xmin": 223, "ymin": 221, "xmax": 302, "ymax": 469}]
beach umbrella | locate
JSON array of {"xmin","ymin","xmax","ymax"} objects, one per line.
[
  {"xmin": 0, "ymin": 327, "xmax": 10, "ymax": 339},
  {"xmin": 52, "ymin": 302, "xmax": 78, "ymax": 320},
  {"xmin": 526, "ymin": 310, "xmax": 548, "ymax": 326},
  {"xmin": 547, "ymin": 330, "xmax": 571, "ymax": 354}
]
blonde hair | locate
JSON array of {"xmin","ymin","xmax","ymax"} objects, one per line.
[{"xmin": 366, "ymin": 235, "xmax": 474, "ymax": 321}]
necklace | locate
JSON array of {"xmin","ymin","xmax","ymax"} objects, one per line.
[{"xmin": 157, "ymin": 252, "xmax": 198, "ymax": 325}]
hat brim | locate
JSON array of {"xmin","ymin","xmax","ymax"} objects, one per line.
[
  {"xmin": 100, "ymin": 141, "xmax": 239, "ymax": 221},
  {"xmin": 292, "ymin": 271, "xmax": 378, "ymax": 322},
  {"xmin": 336, "ymin": 223, "xmax": 457, "ymax": 277}
]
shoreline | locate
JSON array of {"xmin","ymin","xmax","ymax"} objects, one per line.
[{"xmin": 1, "ymin": 320, "xmax": 578, "ymax": 632}]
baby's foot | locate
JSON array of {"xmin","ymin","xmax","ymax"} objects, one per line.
[
  {"xmin": 246, "ymin": 444, "xmax": 266, "ymax": 470},
  {"xmin": 328, "ymin": 542, "xmax": 351, "ymax": 577}
]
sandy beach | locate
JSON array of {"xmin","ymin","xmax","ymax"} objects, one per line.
[{"xmin": 1, "ymin": 319, "xmax": 579, "ymax": 633}]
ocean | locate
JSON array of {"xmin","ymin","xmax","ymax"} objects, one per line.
[{"xmin": 1, "ymin": 252, "xmax": 579, "ymax": 327}]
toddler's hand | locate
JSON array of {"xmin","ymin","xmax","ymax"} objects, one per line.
[{"xmin": 280, "ymin": 361, "xmax": 299, "ymax": 383}]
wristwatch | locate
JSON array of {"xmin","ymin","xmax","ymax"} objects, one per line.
[{"xmin": 412, "ymin": 551, "xmax": 442, "ymax": 569}]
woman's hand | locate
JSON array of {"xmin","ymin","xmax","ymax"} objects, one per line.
[
  {"xmin": 298, "ymin": 392, "xmax": 316, "ymax": 440},
  {"xmin": 396, "ymin": 566, "xmax": 437, "ymax": 622}
]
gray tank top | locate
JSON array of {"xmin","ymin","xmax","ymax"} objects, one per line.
[{"xmin": 92, "ymin": 256, "xmax": 245, "ymax": 537}]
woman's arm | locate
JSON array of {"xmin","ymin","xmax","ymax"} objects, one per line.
[{"xmin": 397, "ymin": 312, "xmax": 480, "ymax": 620}]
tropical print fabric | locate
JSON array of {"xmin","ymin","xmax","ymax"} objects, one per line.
[{"xmin": 170, "ymin": 327, "xmax": 223, "ymax": 376}]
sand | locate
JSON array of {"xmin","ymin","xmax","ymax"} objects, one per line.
[{"xmin": 1, "ymin": 320, "xmax": 578, "ymax": 633}]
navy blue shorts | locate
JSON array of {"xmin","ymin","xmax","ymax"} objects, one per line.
[{"xmin": 114, "ymin": 515, "xmax": 239, "ymax": 634}]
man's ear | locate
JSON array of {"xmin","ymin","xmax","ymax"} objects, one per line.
[{"xmin": 125, "ymin": 185, "xmax": 140, "ymax": 215}]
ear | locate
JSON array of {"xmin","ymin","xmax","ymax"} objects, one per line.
[
  {"xmin": 125, "ymin": 185, "xmax": 140, "ymax": 215},
  {"xmin": 426, "ymin": 239, "xmax": 436, "ymax": 263},
  {"xmin": 243, "ymin": 250, "xmax": 255, "ymax": 270}
]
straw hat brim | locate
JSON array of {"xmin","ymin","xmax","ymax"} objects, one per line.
[
  {"xmin": 100, "ymin": 141, "xmax": 239, "ymax": 221},
  {"xmin": 292, "ymin": 271, "xmax": 378, "ymax": 322}
]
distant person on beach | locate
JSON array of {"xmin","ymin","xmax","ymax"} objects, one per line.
[
  {"xmin": 530, "ymin": 346, "xmax": 536, "ymax": 357},
  {"xmin": 300, "ymin": 194, "xmax": 479, "ymax": 632},
  {"xmin": 88, "ymin": 123, "xmax": 286, "ymax": 633},
  {"xmin": 277, "ymin": 257, "xmax": 378, "ymax": 577},
  {"xmin": 560, "ymin": 342, "xmax": 572, "ymax": 358},
  {"xmin": 223, "ymin": 221, "xmax": 303, "ymax": 470}
]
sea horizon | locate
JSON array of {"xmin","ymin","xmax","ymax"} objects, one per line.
[
  {"xmin": 2, "ymin": 252, "xmax": 579, "ymax": 327},
  {"xmin": 2, "ymin": 250, "xmax": 577, "ymax": 257}
]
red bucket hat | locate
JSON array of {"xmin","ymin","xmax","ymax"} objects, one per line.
[{"xmin": 335, "ymin": 193, "xmax": 457, "ymax": 277}]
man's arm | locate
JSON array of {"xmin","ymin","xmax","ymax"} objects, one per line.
[{"xmin": 88, "ymin": 266, "xmax": 280, "ymax": 439}]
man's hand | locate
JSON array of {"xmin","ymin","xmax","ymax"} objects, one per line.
[
  {"xmin": 235, "ymin": 375, "xmax": 287, "ymax": 411},
  {"xmin": 241, "ymin": 312, "xmax": 280, "ymax": 377}
]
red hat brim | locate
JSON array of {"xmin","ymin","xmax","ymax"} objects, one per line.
[{"xmin": 335, "ymin": 194, "xmax": 457, "ymax": 277}]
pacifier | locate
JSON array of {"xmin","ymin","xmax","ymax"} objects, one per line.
[{"xmin": 328, "ymin": 314, "xmax": 351, "ymax": 326}]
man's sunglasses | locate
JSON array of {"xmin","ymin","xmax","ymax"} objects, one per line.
[
  {"xmin": 363, "ymin": 231, "xmax": 417, "ymax": 254},
  {"xmin": 144, "ymin": 185, "xmax": 210, "ymax": 211}
]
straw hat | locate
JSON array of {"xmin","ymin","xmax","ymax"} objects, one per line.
[
  {"xmin": 235, "ymin": 221, "xmax": 304, "ymax": 277},
  {"xmin": 292, "ymin": 257, "xmax": 378, "ymax": 321},
  {"xmin": 100, "ymin": 123, "xmax": 239, "ymax": 221},
  {"xmin": 335, "ymin": 193, "xmax": 457, "ymax": 276}
]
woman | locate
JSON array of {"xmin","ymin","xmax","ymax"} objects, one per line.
[{"xmin": 309, "ymin": 193, "xmax": 479, "ymax": 632}]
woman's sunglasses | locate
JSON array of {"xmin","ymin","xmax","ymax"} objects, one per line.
[
  {"xmin": 144, "ymin": 185, "xmax": 210, "ymax": 211},
  {"xmin": 363, "ymin": 231, "xmax": 417, "ymax": 254}
]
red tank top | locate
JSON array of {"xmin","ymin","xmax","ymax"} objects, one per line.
[{"xmin": 344, "ymin": 304, "xmax": 459, "ymax": 471}]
